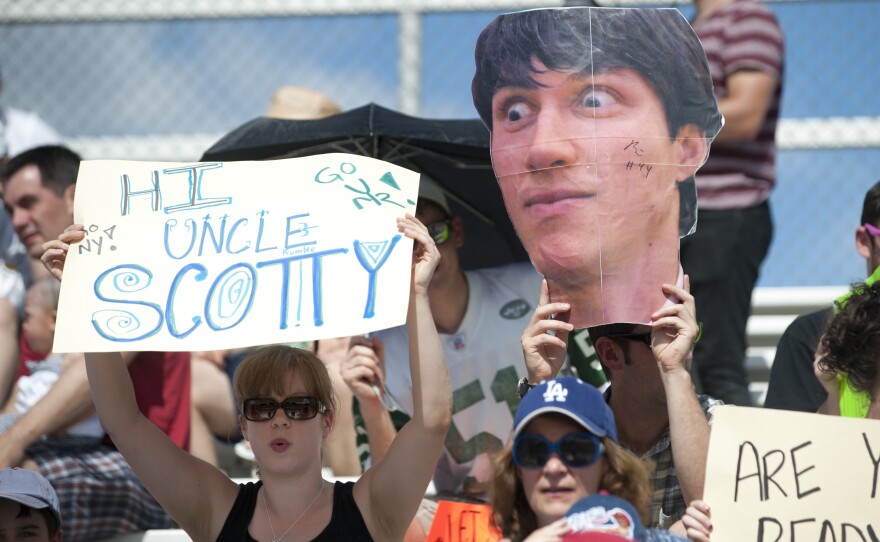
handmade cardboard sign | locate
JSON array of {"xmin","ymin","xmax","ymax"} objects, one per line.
[
  {"xmin": 704, "ymin": 406, "xmax": 880, "ymax": 541},
  {"xmin": 53, "ymin": 153, "xmax": 419, "ymax": 352},
  {"xmin": 472, "ymin": 7, "xmax": 723, "ymax": 327}
]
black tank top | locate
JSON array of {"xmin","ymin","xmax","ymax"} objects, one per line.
[{"xmin": 216, "ymin": 480, "xmax": 372, "ymax": 541}]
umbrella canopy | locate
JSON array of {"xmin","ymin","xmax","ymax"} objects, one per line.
[{"xmin": 201, "ymin": 103, "xmax": 528, "ymax": 271}]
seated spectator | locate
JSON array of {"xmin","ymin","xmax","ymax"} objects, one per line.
[
  {"xmin": 3, "ymin": 145, "xmax": 191, "ymax": 541},
  {"xmin": 765, "ymin": 179, "xmax": 880, "ymax": 412},
  {"xmin": 491, "ymin": 376, "xmax": 710, "ymax": 541},
  {"xmin": 0, "ymin": 466, "xmax": 62, "ymax": 542},
  {"xmin": 0, "ymin": 277, "xmax": 101, "ymax": 440},
  {"xmin": 814, "ymin": 281, "xmax": 880, "ymax": 419},
  {"xmin": 50, "ymin": 216, "xmax": 451, "ymax": 541}
]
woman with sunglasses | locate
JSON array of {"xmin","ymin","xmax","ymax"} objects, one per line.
[
  {"xmin": 491, "ymin": 376, "xmax": 712, "ymax": 542},
  {"xmin": 48, "ymin": 215, "xmax": 452, "ymax": 541}
]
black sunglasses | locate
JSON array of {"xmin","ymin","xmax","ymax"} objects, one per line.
[
  {"xmin": 513, "ymin": 432, "xmax": 604, "ymax": 469},
  {"xmin": 606, "ymin": 332, "xmax": 652, "ymax": 348},
  {"xmin": 241, "ymin": 396, "xmax": 326, "ymax": 422}
]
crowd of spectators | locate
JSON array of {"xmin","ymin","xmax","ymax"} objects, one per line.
[{"xmin": 0, "ymin": 2, "xmax": 877, "ymax": 541}]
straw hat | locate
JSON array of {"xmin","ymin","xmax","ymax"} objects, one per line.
[{"xmin": 265, "ymin": 87, "xmax": 341, "ymax": 120}]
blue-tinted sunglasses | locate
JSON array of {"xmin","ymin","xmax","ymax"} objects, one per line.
[{"xmin": 513, "ymin": 432, "xmax": 604, "ymax": 469}]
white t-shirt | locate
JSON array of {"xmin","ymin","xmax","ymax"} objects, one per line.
[{"xmin": 373, "ymin": 261, "xmax": 542, "ymax": 496}]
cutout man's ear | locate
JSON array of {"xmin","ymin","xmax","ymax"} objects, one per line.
[
  {"xmin": 674, "ymin": 125, "xmax": 709, "ymax": 182},
  {"xmin": 595, "ymin": 337, "xmax": 626, "ymax": 373}
]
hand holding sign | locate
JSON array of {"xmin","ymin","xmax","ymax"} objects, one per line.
[
  {"xmin": 40, "ymin": 224, "xmax": 85, "ymax": 281},
  {"xmin": 52, "ymin": 154, "xmax": 420, "ymax": 353},
  {"xmin": 521, "ymin": 278, "xmax": 573, "ymax": 385},
  {"xmin": 650, "ymin": 276, "xmax": 699, "ymax": 377}
]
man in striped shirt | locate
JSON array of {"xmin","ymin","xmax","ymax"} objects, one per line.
[{"xmin": 683, "ymin": 0, "xmax": 785, "ymax": 406}]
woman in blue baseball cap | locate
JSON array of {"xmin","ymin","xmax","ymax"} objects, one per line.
[{"xmin": 490, "ymin": 376, "xmax": 711, "ymax": 541}]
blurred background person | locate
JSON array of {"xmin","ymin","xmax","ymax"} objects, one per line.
[
  {"xmin": 0, "ymin": 467, "xmax": 63, "ymax": 542},
  {"xmin": 765, "ymin": 180, "xmax": 880, "ymax": 412},
  {"xmin": 683, "ymin": 0, "xmax": 785, "ymax": 406}
]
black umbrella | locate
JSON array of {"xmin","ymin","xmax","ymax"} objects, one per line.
[{"xmin": 201, "ymin": 103, "xmax": 528, "ymax": 271}]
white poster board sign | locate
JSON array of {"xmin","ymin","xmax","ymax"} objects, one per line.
[
  {"xmin": 54, "ymin": 153, "xmax": 419, "ymax": 352},
  {"xmin": 704, "ymin": 406, "xmax": 880, "ymax": 541}
]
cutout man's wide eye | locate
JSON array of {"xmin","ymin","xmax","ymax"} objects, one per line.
[
  {"xmin": 582, "ymin": 88, "xmax": 618, "ymax": 109},
  {"xmin": 506, "ymin": 102, "xmax": 530, "ymax": 122}
]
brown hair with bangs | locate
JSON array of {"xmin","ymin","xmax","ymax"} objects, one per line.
[{"xmin": 233, "ymin": 344, "xmax": 337, "ymax": 415}]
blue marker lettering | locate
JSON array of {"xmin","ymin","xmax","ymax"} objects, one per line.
[
  {"xmin": 257, "ymin": 249, "xmax": 348, "ymax": 328},
  {"xmin": 255, "ymin": 210, "xmax": 277, "ymax": 253},
  {"xmin": 204, "ymin": 263, "xmax": 257, "ymax": 332},
  {"xmin": 226, "ymin": 218, "xmax": 250, "ymax": 254},
  {"xmin": 164, "ymin": 218, "xmax": 197, "ymax": 260},
  {"xmin": 166, "ymin": 263, "xmax": 207, "ymax": 339},
  {"xmin": 92, "ymin": 265, "xmax": 163, "ymax": 342},
  {"xmin": 353, "ymin": 235, "xmax": 401, "ymax": 318}
]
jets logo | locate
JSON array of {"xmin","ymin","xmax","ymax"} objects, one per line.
[{"xmin": 500, "ymin": 299, "xmax": 530, "ymax": 320}]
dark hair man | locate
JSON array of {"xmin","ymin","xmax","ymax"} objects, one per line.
[{"xmin": 472, "ymin": 7, "xmax": 722, "ymax": 328}]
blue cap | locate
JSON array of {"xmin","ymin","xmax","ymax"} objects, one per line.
[
  {"xmin": 0, "ymin": 467, "xmax": 61, "ymax": 527},
  {"xmin": 513, "ymin": 376, "xmax": 617, "ymax": 442},
  {"xmin": 563, "ymin": 493, "xmax": 645, "ymax": 541}
]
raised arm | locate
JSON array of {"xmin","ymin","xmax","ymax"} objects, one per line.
[
  {"xmin": 43, "ymin": 225, "xmax": 239, "ymax": 540},
  {"xmin": 521, "ymin": 278, "xmax": 573, "ymax": 384},
  {"xmin": 650, "ymin": 276, "xmax": 710, "ymax": 505},
  {"xmin": 84, "ymin": 351, "xmax": 238, "ymax": 538},
  {"xmin": 354, "ymin": 214, "xmax": 452, "ymax": 540}
]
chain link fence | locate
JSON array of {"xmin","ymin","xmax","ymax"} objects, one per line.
[{"xmin": 1, "ymin": 0, "xmax": 878, "ymax": 287}]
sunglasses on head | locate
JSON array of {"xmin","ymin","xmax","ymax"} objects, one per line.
[
  {"xmin": 513, "ymin": 432, "xmax": 605, "ymax": 469},
  {"xmin": 426, "ymin": 219, "xmax": 452, "ymax": 245},
  {"xmin": 241, "ymin": 396, "xmax": 326, "ymax": 422}
]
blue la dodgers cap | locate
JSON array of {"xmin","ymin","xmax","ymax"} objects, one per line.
[{"xmin": 513, "ymin": 376, "xmax": 618, "ymax": 442}]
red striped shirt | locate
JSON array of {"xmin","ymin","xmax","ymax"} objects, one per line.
[{"xmin": 694, "ymin": 0, "xmax": 785, "ymax": 210}]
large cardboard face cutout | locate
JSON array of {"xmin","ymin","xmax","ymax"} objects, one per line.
[{"xmin": 473, "ymin": 7, "xmax": 722, "ymax": 328}]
